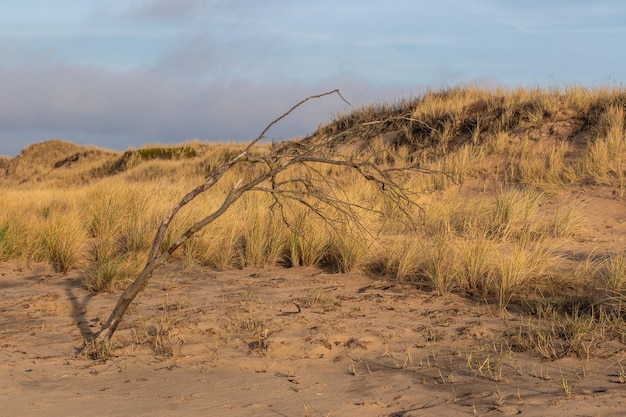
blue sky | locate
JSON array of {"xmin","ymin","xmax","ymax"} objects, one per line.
[{"xmin": 1, "ymin": 0, "xmax": 625, "ymax": 157}]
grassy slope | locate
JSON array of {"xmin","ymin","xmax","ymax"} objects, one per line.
[
  {"xmin": 2, "ymin": 85, "xmax": 626, "ymax": 358},
  {"xmin": 3, "ymin": 85, "xmax": 625, "ymax": 188}
]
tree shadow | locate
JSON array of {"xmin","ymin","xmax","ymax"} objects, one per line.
[{"xmin": 64, "ymin": 278, "xmax": 97, "ymax": 343}]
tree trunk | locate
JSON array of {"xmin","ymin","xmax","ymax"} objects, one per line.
[
  {"xmin": 94, "ymin": 250, "xmax": 171, "ymax": 343},
  {"xmin": 87, "ymin": 90, "xmax": 371, "ymax": 346}
]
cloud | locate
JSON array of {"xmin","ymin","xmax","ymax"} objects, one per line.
[
  {"xmin": 154, "ymin": 34, "xmax": 220, "ymax": 78},
  {"xmin": 7, "ymin": 1, "xmax": 624, "ymax": 157},
  {"xmin": 126, "ymin": 0, "xmax": 206, "ymax": 21},
  {"xmin": 124, "ymin": 0, "xmax": 282, "ymax": 23},
  {"xmin": 447, "ymin": 0, "xmax": 626, "ymax": 35},
  {"xmin": 151, "ymin": 30, "xmax": 288, "ymax": 81},
  {"xmin": 0, "ymin": 63, "xmax": 405, "ymax": 156}
]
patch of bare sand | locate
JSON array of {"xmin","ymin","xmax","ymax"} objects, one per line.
[{"xmin": 1, "ymin": 258, "xmax": 625, "ymax": 417}]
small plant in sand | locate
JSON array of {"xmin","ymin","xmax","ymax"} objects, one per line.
[
  {"xmin": 224, "ymin": 313, "xmax": 273, "ymax": 353},
  {"xmin": 81, "ymin": 338, "xmax": 114, "ymax": 362},
  {"xmin": 618, "ymin": 362, "xmax": 626, "ymax": 384},
  {"xmin": 560, "ymin": 372, "xmax": 573, "ymax": 398},
  {"xmin": 300, "ymin": 288, "xmax": 342, "ymax": 312},
  {"xmin": 133, "ymin": 313, "xmax": 182, "ymax": 358},
  {"xmin": 509, "ymin": 306, "xmax": 598, "ymax": 360},
  {"xmin": 467, "ymin": 353, "xmax": 504, "ymax": 382}
]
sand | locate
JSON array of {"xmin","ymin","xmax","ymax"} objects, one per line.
[
  {"xmin": 0, "ymin": 258, "xmax": 625, "ymax": 417},
  {"xmin": 2, "ymin": 187, "xmax": 626, "ymax": 416}
]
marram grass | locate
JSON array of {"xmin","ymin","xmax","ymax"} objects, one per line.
[{"xmin": 1, "ymin": 87, "xmax": 626, "ymax": 348}]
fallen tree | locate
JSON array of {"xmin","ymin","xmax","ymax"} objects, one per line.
[{"xmin": 90, "ymin": 90, "xmax": 429, "ymax": 349}]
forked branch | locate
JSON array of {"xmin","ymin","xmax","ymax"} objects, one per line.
[{"xmin": 91, "ymin": 89, "xmax": 426, "ymax": 347}]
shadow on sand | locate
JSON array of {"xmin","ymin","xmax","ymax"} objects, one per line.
[{"xmin": 64, "ymin": 278, "xmax": 98, "ymax": 347}]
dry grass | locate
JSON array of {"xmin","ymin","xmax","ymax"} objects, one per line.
[{"xmin": 2, "ymin": 86, "xmax": 626, "ymax": 358}]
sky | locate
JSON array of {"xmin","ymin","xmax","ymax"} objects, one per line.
[{"xmin": 1, "ymin": 0, "xmax": 625, "ymax": 157}]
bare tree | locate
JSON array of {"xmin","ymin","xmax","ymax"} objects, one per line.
[{"xmin": 91, "ymin": 90, "xmax": 427, "ymax": 346}]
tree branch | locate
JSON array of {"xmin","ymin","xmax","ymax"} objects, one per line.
[{"xmin": 92, "ymin": 90, "xmax": 351, "ymax": 345}]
